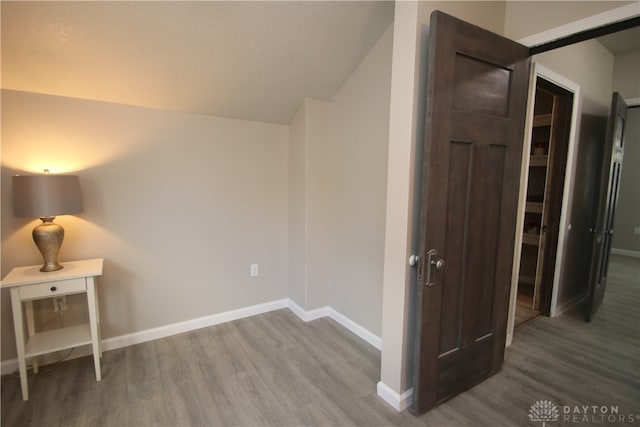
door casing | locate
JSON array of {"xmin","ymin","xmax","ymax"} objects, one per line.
[
  {"xmin": 376, "ymin": 2, "xmax": 639, "ymax": 412},
  {"xmin": 506, "ymin": 63, "xmax": 580, "ymax": 346}
]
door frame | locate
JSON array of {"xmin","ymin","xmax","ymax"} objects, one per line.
[
  {"xmin": 506, "ymin": 63, "xmax": 580, "ymax": 346},
  {"xmin": 506, "ymin": 3, "xmax": 639, "ymax": 346},
  {"xmin": 378, "ymin": 1, "xmax": 640, "ymax": 412},
  {"xmin": 516, "ymin": 4, "xmax": 639, "ymax": 50}
]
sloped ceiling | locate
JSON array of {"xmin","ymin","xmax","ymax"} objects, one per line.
[
  {"xmin": 1, "ymin": 1, "xmax": 394, "ymax": 124},
  {"xmin": 598, "ymin": 26, "xmax": 640, "ymax": 55}
]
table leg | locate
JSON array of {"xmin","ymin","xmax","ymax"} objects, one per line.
[
  {"xmin": 10, "ymin": 289, "xmax": 29, "ymax": 400},
  {"xmin": 24, "ymin": 301, "xmax": 38, "ymax": 374},
  {"xmin": 86, "ymin": 277, "xmax": 102, "ymax": 381},
  {"xmin": 94, "ymin": 280, "xmax": 102, "ymax": 358}
]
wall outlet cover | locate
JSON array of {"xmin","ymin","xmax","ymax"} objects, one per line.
[
  {"xmin": 250, "ymin": 264, "xmax": 259, "ymax": 277},
  {"xmin": 53, "ymin": 296, "xmax": 68, "ymax": 312}
]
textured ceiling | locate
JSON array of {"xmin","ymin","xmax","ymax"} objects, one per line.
[{"xmin": 1, "ymin": 1, "xmax": 394, "ymax": 124}]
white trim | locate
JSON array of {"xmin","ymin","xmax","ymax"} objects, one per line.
[
  {"xmin": 611, "ymin": 248, "xmax": 640, "ymax": 258},
  {"xmin": 1, "ymin": 345, "xmax": 93, "ymax": 376},
  {"xmin": 542, "ymin": 66, "xmax": 582, "ymax": 319},
  {"xmin": 507, "ymin": 60, "xmax": 539, "ymax": 347},
  {"xmin": 286, "ymin": 301, "xmax": 382, "ymax": 350},
  {"xmin": 507, "ymin": 63, "xmax": 581, "ymax": 344},
  {"xmin": 286, "ymin": 300, "xmax": 329, "ymax": 322},
  {"xmin": 625, "ymin": 97, "xmax": 640, "ymax": 107},
  {"xmin": 2, "ymin": 299, "xmax": 288, "ymax": 375},
  {"xmin": 103, "ymin": 298, "xmax": 290, "ymax": 351},
  {"xmin": 325, "ymin": 307, "xmax": 382, "ymax": 350},
  {"xmin": 376, "ymin": 381, "xmax": 413, "ymax": 412},
  {"xmin": 2, "ymin": 298, "xmax": 383, "ymax": 376},
  {"xmin": 517, "ymin": 4, "xmax": 640, "ymax": 47},
  {"xmin": 1, "ymin": 359, "xmax": 18, "ymax": 376}
]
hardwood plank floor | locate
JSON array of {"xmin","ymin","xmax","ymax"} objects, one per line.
[
  {"xmin": 515, "ymin": 302, "xmax": 539, "ymax": 327},
  {"xmin": 2, "ymin": 255, "xmax": 638, "ymax": 426}
]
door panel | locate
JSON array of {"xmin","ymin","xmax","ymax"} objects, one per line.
[
  {"xmin": 412, "ymin": 11, "xmax": 530, "ymax": 413},
  {"xmin": 586, "ymin": 93, "xmax": 627, "ymax": 321}
]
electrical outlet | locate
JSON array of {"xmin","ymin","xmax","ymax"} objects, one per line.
[
  {"xmin": 53, "ymin": 296, "xmax": 67, "ymax": 312},
  {"xmin": 634, "ymin": 226, "xmax": 640, "ymax": 236},
  {"xmin": 250, "ymin": 264, "xmax": 259, "ymax": 277}
]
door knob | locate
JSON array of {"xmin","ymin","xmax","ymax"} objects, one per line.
[{"xmin": 409, "ymin": 255, "xmax": 420, "ymax": 267}]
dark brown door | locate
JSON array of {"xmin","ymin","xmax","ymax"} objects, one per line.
[
  {"xmin": 412, "ymin": 11, "xmax": 530, "ymax": 413},
  {"xmin": 585, "ymin": 93, "xmax": 628, "ymax": 321}
]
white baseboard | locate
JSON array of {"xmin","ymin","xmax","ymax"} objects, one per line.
[
  {"xmin": 2, "ymin": 358, "xmax": 18, "ymax": 376},
  {"xmin": 1, "ymin": 299, "xmax": 289, "ymax": 376},
  {"xmin": 287, "ymin": 300, "xmax": 329, "ymax": 322},
  {"xmin": 376, "ymin": 381, "xmax": 413, "ymax": 412},
  {"xmin": 325, "ymin": 307, "xmax": 382, "ymax": 350},
  {"xmin": 286, "ymin": 301, "xmax": 381, "ymax": 350},
  {"xmin": 102, "ymin": 298, "xmax": 290, "ymax": 352},
  {"xmin": 2, "ymin": 298, "xmax": 383, "ymax": 376},
  {"xmin": 1, "ymin": 343, "xmax": 95, "ymax": 376},
  {"xmin": 611, "ymin": 248, "xmax": 640, "ymax": 258}
]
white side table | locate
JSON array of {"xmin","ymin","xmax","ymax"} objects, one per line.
[{"xmin": 1, "ymin": 258, "xmax": 104, "ymax": 400}]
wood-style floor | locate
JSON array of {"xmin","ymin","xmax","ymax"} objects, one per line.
[
  {"xmin": 514, "ymin": 301, "xmax": 539, "ymax": 327},
  {"xmin": 2, "ymin": 255, "xmax": 638, "ymax": 426}
]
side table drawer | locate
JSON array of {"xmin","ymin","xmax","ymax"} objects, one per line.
[{"xmin": 18, "ymin": 278, "xmax": 87, "ymax": 301}]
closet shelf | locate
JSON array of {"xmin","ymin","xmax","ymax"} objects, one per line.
[
  {"xmin": 522, "ymin": 232, "xmax": 540, "ymax": 246},
  {"xmin": 533, "ymin": 114, "xmax": 552, "ymax": 127},
  {"xmin": 525, "ymin": 202, "xmax": 543, "ymax": 214},
  {"xmin": 529, "ymin": 155, "xmax": 548, "ymax": 167}
]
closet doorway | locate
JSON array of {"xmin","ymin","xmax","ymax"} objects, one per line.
[{"xmin": 515, "ymin": 72, "xmax": 575, "ymax": 327}]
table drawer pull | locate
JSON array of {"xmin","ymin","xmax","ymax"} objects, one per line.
[{"xmin": 18, "ymin": 278, "xmax": 86, "ymax": 300}]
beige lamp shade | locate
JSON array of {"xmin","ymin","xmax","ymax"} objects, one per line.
[
  {"xmin": 12, "ymin": 174, "xmax": 84, "ymax": 272},
  {"xmin": 13, "ymin": 175, "xmax": 83, "ymax": 218}
]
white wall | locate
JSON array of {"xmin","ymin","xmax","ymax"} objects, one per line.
[
  {"xmin": 325, "ymin": 25, "xmax": 393, "ymax": 335},
  {"xmin": 287, "ymin": 25, "xmax": 393, "ymax": 330},
  {"xmin": 532, "ymin": 42, "xmax": 614, "ymax": 115},
  {"xmin": 288, "ymin": 101, "xmax": 307, "ymax": 306},
  {"xmin": 420, "ymin": 1, "xmax": 506, "ymax": 34},
  {"xmin": 612, "ymin": 49, "xmax": 640, "ymax": 100},
  {"xmin": 1, "ymin": 89, "xmax": 289, "ymax": 360},
  {"xmin": 1, "ymin": 19, "xmax": 393, "ymax": 366},
  {"xmin": 305, "ymin": 100, "xmax": 330, "ymax": 310},
  {"xmin": 288, "ymin": 98, "xmax": 330, "ymax": 310},
  {"xmin": 504, "ymin": 1, "xmax": 636, "ymax": 41}
]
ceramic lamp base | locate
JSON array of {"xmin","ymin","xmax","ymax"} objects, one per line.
[{"xmin": 32, "ymin": 217, "xmax": 65, "ymax": 272}]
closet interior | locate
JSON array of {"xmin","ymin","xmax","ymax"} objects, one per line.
[{"xmin": 515, "ymin": 78, "xmax": 573, "ymax": 326}]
